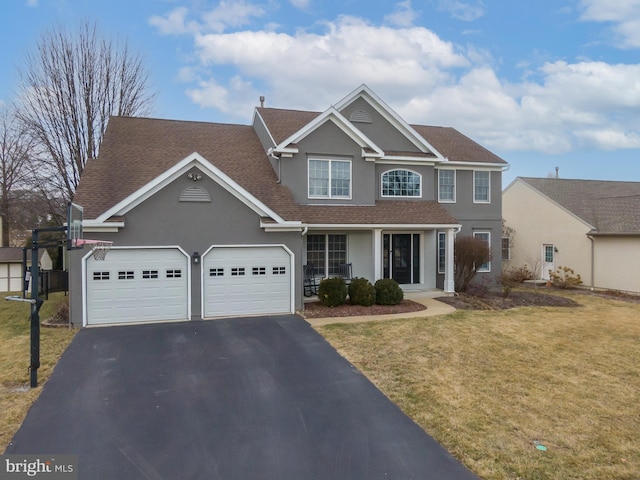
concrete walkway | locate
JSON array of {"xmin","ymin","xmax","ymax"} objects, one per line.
[{"xmin": 306, "ymin": 292, "xmax": 457, "ymax": 327}]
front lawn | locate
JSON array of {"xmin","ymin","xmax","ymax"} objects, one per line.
[
  {"xmin": 0, "ymin": 292, "xmax": 75, "ymax": 449},
  {"xmin": 317, "ymin": 290, "xmax": 640, "ymax": 480}
]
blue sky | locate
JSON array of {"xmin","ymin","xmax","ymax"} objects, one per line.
[{"xmin": 2, "ymin": 0, "xmax": 640, "ymax": 186}]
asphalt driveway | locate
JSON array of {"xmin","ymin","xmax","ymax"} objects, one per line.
[{"xmin": 6, "ymin": 315, "xmax": 478, "ymax": 479}]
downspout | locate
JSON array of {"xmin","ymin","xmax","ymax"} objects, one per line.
[
  {"xmin": 587, "ymin": 234, "xmax": 595, "ymax": 291},
  {"xmin": 268, "ymin": 149, "xmax": 281, "ymax": 184},
  {"xmin": 301, "ymin": 226, "xmax": 308, "ymax": 237}
]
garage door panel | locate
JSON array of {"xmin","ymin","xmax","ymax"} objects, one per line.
[
  {"xmin": 86, "ymin": 248, "xmax": 189, "ymax": 325},
  {"xmin": 203, "ymin": 246, "xmax": 292, "ymax": 318}
]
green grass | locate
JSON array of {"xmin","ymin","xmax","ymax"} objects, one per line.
[
  {"xmin": 317, "ymin": 292, "xmax": 640, "ymax": 480},
  {"xmin": 0, "ymin": 292, "xmax": 75, "ymax": 450}
]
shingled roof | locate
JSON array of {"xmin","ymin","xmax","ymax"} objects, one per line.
[
  {"xmin": 519, "ymin": 177, "xmax": 640, "ymax": 235},
  {"xmin": 74, "ymin": 115, "xmax": 459, "ymax": 226},
  {"xmin": 257, "ymin": 107, "xmax": 507, "ymax": 165}
]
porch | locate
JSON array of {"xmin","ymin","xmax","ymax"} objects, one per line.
[{"xmin": 302, "ymin": 227, "xmax": 457, "ymax": 296}]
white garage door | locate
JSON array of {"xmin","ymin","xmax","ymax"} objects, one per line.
[
  {"xmin": 85, "ymin": 248, "xmax": 189, "ymax": 326},
  {"xmin": 203, "ymin": 246, "xmax": 292, "ymax": 318}
]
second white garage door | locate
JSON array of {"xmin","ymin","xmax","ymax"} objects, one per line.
[{"xmin": 202, "ymin": 246, "xmax": 292, "ymax": 318}]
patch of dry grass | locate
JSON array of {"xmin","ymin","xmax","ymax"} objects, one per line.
[
  {"xmin": 317, "ymin": 292, "xmax": 640, "ymax": 480},
  {"xmin": 0, "ymin": 292, "xmax": 76, "ymax": 450}
]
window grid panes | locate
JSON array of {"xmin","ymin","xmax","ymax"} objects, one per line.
[
  {"xmin": 308, "ymin": 159, "xmax": 350, "ymax": 198},
  {"xmin": 328, "ymin": 234, "xmax": 347, "ymax": 276},
  {"xmin": 474, "ymin": 171, "xmax": 490, "ymax": 202},
  {"xmin": 502, "ymin": 237, "xmax": 510, "ymax": 260},
  {"xmin": 306, "ymin": 234, "xmax": 347, "ymax": 276},
  {"xmin": 331, "ymin": 162, "xmax": 351, "ymax": 197},
  {"xmin": 473, "ymin": 231, "xmax": 491, "ymax": 272},
  {"xmin": 438, "ymin": 170, "xmax": 455, "ymax": 202},
  {"xmin": 308, "ymin": 160, "xmax": 329, "ymax": 197},
  {"xmin": 382, "ymin": 170, "xmax": 421, "ymax": 197},
  {"xmin": 306, "ymin": 235, "xmax": 326, "ymax": 276},
  {"xmin": 438, "ymin": 232, "xmax": 446, "ymax": 273}
]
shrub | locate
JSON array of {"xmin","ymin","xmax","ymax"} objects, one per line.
[
  {"xmin": 348, "ymin": 277, "xmax": 376, "ymax": 306},
  {"xmin": 503, "ymin": 265, "xmax": 533, "ymax": 283},
  {"xmin": 374, "ymin": 278, "xmax": 404, "ymax": 305},
  {"xmin": 454, "ymin": 235, "xmax": 491, "ymax": 292},
  {"xmin": 318, "ymin": 277, "xmax": 347, "ymax": 307},
  {"xmin": 549, "ymin": 266, "xmax": 583, "ymax": 289}
]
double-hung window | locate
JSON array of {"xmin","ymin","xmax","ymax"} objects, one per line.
[
  {"xmin": 308, "ymin": 158, "xmax": 351, "ymax": 199},
  {"xmin": 438, "ymin": 170, "xmax": 456, "ymax": 202},
  {"xmin": 381, "ymin": 169, "xmax": 421, "ymax": 197},
  {"xmin": 473, "ymin": 231, "xmax": 491, "ymax": 272},
  {"xmin": 474, "ymin": 171, "xmax": 490, "ymax": 203}
]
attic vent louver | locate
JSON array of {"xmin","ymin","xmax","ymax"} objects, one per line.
[
  {"xmin": 179, "ymin": 186, "xmax": 211, "ymax": 203},
  {"xmin": 350, "ymin": 109, "xmax": 372, "ymax": 123}
]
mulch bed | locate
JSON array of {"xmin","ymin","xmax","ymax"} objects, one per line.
[
  {"xmin": 435, "ymin": 290, "xmax": 581, "ymax": 310},
  {"xmin": 303, "ymin": 299, "xmax": 427, "ymax": 318}
]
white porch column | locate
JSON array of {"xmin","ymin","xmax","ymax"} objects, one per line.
[
  {"xmin": 445, "ymin": 227, "xmax": 455, "ymax": 293},
  {"xmin": 373, "ymin": 228, "xmax": 383, "ymax": 280}
]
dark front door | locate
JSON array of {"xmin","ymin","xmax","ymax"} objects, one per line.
[{"xmin": 383, "ymin": 233, "xmax": 420, "ymax": 284}]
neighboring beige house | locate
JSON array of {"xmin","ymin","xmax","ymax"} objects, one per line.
[{"xmin": 503, "ymin": 177, "xmax": 640, "ymax": 294}]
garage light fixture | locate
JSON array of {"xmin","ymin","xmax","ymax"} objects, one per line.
[{"xmin": 192, "ymin": 252, "xmax": 200, "ymax": 264}]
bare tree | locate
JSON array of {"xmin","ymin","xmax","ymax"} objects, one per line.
[
  {"xmin": 0, "ymin": 107, "xmax": 33, "ymax": 247},
  {"xmin": 15, "ymin": 20, "xmax": 155, "ymax": 201},
  {"xmin": 454, "ymin": 235, "xmax": 492, "ymax": 292}
]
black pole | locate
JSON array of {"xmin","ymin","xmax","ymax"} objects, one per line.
[{"xmin": 30, "ymin": 230, "xmax": 43, "ymax": 388}]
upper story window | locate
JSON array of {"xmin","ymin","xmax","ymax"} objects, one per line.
[
  {"xmin": 308, "ymin": 158, "xmax": 351, "ymax": 199},
  {"xmin": 381, "ymin": 169, "xmax": 421, "ymax": 197},
  {"xmin": 438, "ymin": 170, "xmax": 456, "ymax": 202},
  {"xmin": 474, "ymin": 170, "xmax": 491, "ymax": 203}
]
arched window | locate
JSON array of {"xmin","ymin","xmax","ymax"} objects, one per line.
[{"xmin": 381, "ymin": 170, "xmax": 421, "ymax": 197}]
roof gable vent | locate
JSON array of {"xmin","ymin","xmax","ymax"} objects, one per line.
[
  {"xmin": 179, "ymin": 186, "xmax": 211, "ymax": 202},
  {"xmin": 349, "ymin": 109, "xmax": 372, "ymax": 123}
]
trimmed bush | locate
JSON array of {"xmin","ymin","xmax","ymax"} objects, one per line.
[
  {"xmin": 374, "ymin": 278, "xmax": 404, "ymax": 305},
  {"xmin": 348, "ymin": 277, "xmax": 376, "ymax": 306},
  {"xmin": 318, "ymin": 277, "xmax": 347, "ymax": 307},
  {"xmin": 549, "ymin": 266, "xmax": 583, "ymax": 289}
]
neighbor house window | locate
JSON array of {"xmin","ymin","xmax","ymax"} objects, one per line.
[
  {"xmin": 474, "ymin": 171, "xmax": 490, "ymax": 203},
  {"xmin": 438, "ymin": 170, "xmax": 456, "ymax": 202},
  {"xmin": 381, "ymin": 169, "xmax": 421, "ymax": 197},
  {"xmin": 473, "ymin": 231, "xmax": 491, "ymax": 272},
  {"xmin": 306, "ymin": 234, "xmax": 347, "ymax": 276},
  {"xmin": 308, "ymin": 158, "xmax": 351, "ymax": 198}
]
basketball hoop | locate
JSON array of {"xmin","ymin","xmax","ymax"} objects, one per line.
[{"xmin": 74, "ymin": 239, "xmax": 113, "ymax": 261}]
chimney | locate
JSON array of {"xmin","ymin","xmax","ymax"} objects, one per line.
[
  {"xmin": 259, "ymin": 96, "xmax": 265, "ymax": 108},
  {"xmin": 555, "ymin": 166, "xmax": 559, "ymax": 178}
]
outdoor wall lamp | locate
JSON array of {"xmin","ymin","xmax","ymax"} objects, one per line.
[
  {"xmin": 192, "ymin": 252, "xmax": 200, "ymax": 264},
  {"xmin": 187, "ymin": 172, "xmax": 202, "ymax": 181},
  {"xmin": 554, "ymin": 247, "xmax": 559, "ymax": 253}
]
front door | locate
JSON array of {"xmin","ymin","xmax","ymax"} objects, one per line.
[
  {"xmin": 383, "ymin": 233, "xmax": 420, "ymax": 284},
  {"xmin": 542, "ymin": 244, "xmax": 555, "ymax": 280}
]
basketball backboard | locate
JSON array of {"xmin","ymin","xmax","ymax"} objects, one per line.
[{"xmin": 67, "ymin": 202, "xmax": 83, "ymax": 249}]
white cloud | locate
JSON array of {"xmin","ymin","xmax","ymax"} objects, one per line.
[
  {"xmin": 26, "ymin": 0, "xmax": 38, "ymax": 7},
  {"xmin": 150, "ymin": 1, "xmax": 265, "ymax": 36},
  {"xmin": 289, "ymin": 0, "xmax": 311, "ymax": 9},
  {"xmin": 437, "ymin": 0, "xmax": 485, "ymax": 22},
  {"xmin": 580, "ymin": 0, "xmax": 640, "ymax": 48},
  {"xmin": 149, "ymin": 7, "xmax": 193, "ymax": 35},
  {"xmin": 384, "ymin": 0, "xmax": 418, "ymax": 28}
]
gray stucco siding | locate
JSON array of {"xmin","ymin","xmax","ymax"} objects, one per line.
[
  {"xmin": 339, "ymin": 97, "xmax": 421, "ymax": 153},
  {"xmin": 280, "ymin": 121, "xmax": 377, "ymax": 205},
  {"xmin": 69, "ymin": 170, "xmax": 303, "ymax": 326}
]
